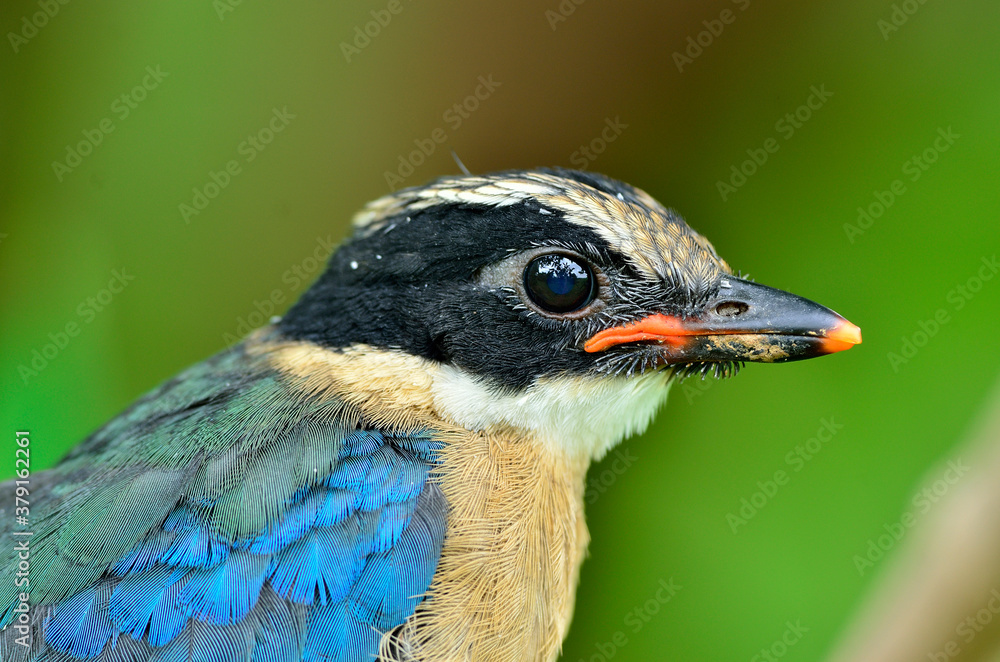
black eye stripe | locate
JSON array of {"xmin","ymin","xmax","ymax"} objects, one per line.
[{"xmin": 523, "ymin": 254, "xmax": 596, "ymax": 314}]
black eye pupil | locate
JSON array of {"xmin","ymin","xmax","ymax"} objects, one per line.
[{"xmin": 524, "ymin": 254, "xmax": 596, "ymax": 313}]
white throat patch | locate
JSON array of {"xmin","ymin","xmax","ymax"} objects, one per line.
[{"xmin": 430, "ymin": 367, "xmax": 672, "ymax": 462}]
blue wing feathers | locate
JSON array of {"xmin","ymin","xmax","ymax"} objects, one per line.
[
  {"xmin": 145, "ymin": 580, "xmax": 189, "ymax": 648},
  {"xmin": 45, "ymin": 583, "xmax": 117, "ymax": 659},
  {"xmin": 268, "ymin": 527, "xmax": 365, "ymax": 607},
  {"xmin": 299, "ymin": 485, "xmax": 447, "ymax": 661},
  {"xmin": 146, "ymin": 616, "xmax": 254, "ymax": 662},
  {"xmin": 177, "ymin": 551, "xmax": 271, "ymax": 626},
  {"xmin": 242, "ymin": 490, "xmax": 326, "ymax": 556},
  {"xmin": 349, "ymin": 487, "xmax": 447, "ymax": 630},
  {"xmin": 338, "ymin": 430, "xmax": 386, "ymax": 459},
  {"xmin": 362, "ymin": 499, "xmax": 416, "ymax": 555},
  {"xmin": 0, "ymin": 343, "xmax": 447, "ymax": 661},
  {"xmin": 108, "ymin": 566, "xmax": 181, "ymax": 641},
  {"xmin": 313, "ymin": 489, "xmax": 360, "ymax": 530},
  {"xmin": 249, "ymin": 587, "xmax": 307, "ymax": 662},
  {"xmin": 302, "ymin": 601, "xmax": 381, "ymax": 662},
  {"xmin": 110, "ymin": 531, "xmax": 177, "ymax": 577},
  {"xmin": 160, "ymin": 530, "xmax": 224, "ymax": 570}
]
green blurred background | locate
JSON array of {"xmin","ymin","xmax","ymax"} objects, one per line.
[{"xmin": 2, "ymin": 1, "xmax": 998, "ymax": 659}]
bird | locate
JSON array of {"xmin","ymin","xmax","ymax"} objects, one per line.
[{"xmin": 0, "ymin": 168, "xmax": 860, "ymax": 662}]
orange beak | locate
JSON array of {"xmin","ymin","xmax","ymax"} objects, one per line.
[{"xmin": 583, "ymin": 277, "xmax": 861, "ymax": 364}]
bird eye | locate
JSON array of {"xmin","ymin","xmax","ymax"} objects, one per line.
[{"xmin": 523, "ymin": 254, "xmax": 596, "ymax": 314}]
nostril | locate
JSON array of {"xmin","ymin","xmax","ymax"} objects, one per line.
[{"xmin": 715, "ymin": 301, "xmax": 748, "ymax": 317}]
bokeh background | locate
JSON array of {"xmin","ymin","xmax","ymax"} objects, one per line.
[{"xmin": 2, "ymin": 1, "xmax": 999, "ymax": 660}]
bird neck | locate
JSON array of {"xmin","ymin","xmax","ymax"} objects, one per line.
[
  {"xmin": 250, "ymin": 330, "xmax": 668, "ymax": 661},
  {"xmin": 392, "ymin": 423, "xmax": 591, "ymax": 662}
]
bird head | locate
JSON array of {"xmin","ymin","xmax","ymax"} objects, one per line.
[{"xmin": 278, "ymin": 169, "xmax": 860, "ymax": 457}]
